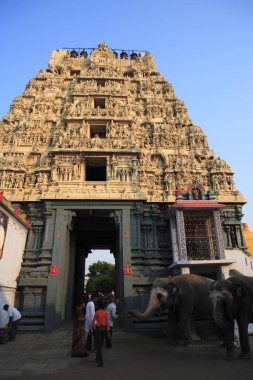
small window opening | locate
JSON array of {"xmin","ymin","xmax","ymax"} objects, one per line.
[
  {"xmin": 90, "ymin": 125, "xmax": 106, "ymax": 138},
  {"xmin": 97, "ymin": 80, "xmax": 106, "ymax": 87},
  {"xmin": 124, "ymin": 72, "xmax": 134, "ymax": 78},
  {"xmin": 85, "ymin": 157, "xmax": 107, "ymax": 181},
  {"xmin": 94, "ymin": 98, "xmax": 105, "ymax": 109},
  {"xmin": 70, "ymin": 70, "xmax": 81, "ymax": 76}
]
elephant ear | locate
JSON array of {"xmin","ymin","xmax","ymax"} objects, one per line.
[
  {"xmin": 229, "ymin": 275, "xmax": 253, "ymax": 298},
  {"xmin": 155, "ymin": 288, "xmax": 168, "ymax": 304}
]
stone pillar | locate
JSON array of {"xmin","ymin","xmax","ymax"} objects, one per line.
[
  {"xmin": 25, "ymin": 227, "xmax": 35, "ymax": 250},
  {"xmin": 110, "ymin": 210, "xmax": 121, "ymax": 300},
  {"xmin": 175, "ymin": 209, "xmax": 187, "ymax": 260},
  {"xmin": 142, "ymin": 223, "xmax": 152, "ymax": 249},
  {"xmin": 44, "ymin": 209, "xmax": 74, "ymax": 331},
  {"xmin": 220, "ymin": 265, "xmax": 230, "ymax": 279},
  {"xmin": 151, "ymin": 206, "xmax": 159, "ymax": 250},
  {"xmin": 224, "ymin": 225, "xmax": 232, "ymax": 248},
  {"xmin": 236, "ymin": 225, "xmax": 247, "ymax": 249},
  {"xmin": 40, "ymin": 203, "xmax": 56, "ymax": 262},
  {"xmin": 121, "ymin": 208, "xmax": 133, "ymax": 329},
  {"xmin": 170, "ymin": 216, "xmax": 179, "ymax": 262},
  {"xmin": 181, "ymin": 267, "xmax": 190, "ymax": 274},
  {"xmin": 135, "ymin": 203, "xmax": 142, "ymax": 250},
  {"xmin": 213, "ymin": 210, "xmax": 225, "ymax": 259}
]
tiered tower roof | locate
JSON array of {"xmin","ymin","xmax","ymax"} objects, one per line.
[{"xmin": 0, "ymin": 42, "xmax": 245, "ymax": 203}]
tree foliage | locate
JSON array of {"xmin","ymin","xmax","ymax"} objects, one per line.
[{"xmin": 86, "ymin": 261, "xmax": 115, "ymax": 294}]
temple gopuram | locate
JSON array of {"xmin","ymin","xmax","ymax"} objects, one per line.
[{"xmin": 0, "ymin": 43, "xmax": 250, "ymax": 331}]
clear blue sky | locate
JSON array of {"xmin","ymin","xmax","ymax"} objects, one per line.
[{"xmin": 1, "ymin": 0, "xmax": 252, "ymax": 229}]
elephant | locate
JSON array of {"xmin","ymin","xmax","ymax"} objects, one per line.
[
  {"xmin": 209, "ymin": 272, "xmax": 253, "ymax": 360},
  {"xmin": 129, "ymin": 274, "xmax": 214, "ymax": 346}
]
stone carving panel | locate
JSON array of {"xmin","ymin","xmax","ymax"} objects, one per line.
[{"xmin": 0, "ymin": 42, "xmax": 244, "ymax": 204}]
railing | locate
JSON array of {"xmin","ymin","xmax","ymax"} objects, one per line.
[{"xmin": 186, "ymin": 237, "xmax": 219, "ymax": 260}]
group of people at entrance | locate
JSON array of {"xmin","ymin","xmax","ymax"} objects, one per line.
[{"xmin": 71, "ymin": 293, "xmax": 119, "ymax": 368}]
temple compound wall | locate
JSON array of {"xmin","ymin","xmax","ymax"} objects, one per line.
[
  {"xmin": 0, "ymin": 196, "xmax": 29, "ymax": 327},
  {"xmin": 0, "ymin": 43, "xmax": 250, "ymax": 331}
]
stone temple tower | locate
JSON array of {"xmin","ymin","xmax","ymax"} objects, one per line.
[{"xmin": 0, "ymin": 43, "xmax": 248, "ymax": 331}]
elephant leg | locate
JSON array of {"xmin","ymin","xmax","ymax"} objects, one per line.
[
  {"xmin": 178, "ymin": 296, "xmax": 193, "ymax": 346},
  {"xmin": 167, "ymin": 313, "xmax": 179, "ymax": 345},
  {"xmin": 238, "ymin": 323, "xmax": 250, "ymax": 359},
  {"xmin": 180, "ymin": 314, "xmax": 193, "ymax": 346},
  {"xmin": 237, "ymin": 301, "xmax": 251, "ymax": 360},
  {"xmin": 222, "ymin": 324, "xmax": 236, "ymax": 360}
]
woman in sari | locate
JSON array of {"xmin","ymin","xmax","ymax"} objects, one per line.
[{"xmin": 71, "ymin": 300, "xmax": 89, "ymax": 357}]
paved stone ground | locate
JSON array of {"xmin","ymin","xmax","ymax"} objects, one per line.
[{"xmin": 0, "ymin": 324, "xmax": 253, "ymax": 380}]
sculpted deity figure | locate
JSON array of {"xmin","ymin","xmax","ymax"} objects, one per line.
[
  {"xmin": 26, "ymin": 173, "xmax": 37, "ymax": 187},
  {"xmin": 79, "ymin": 121, "xmax": 88, "ymax": 137},
  {"xmin": 73, "ymin": 161, "xmax": 82, "ymax": 179},
  {"xmin": 164, "ymin": 173, "xmax": 174, "ymax": 194},
  {"xmin": 226, "ymin": 174, "xmax": 235, "ymax": 191},
  {"xmin": 130, "ymin": 158, "xmax": 138, "ymax": 182},
  {"xmin": 192, "ymin": 187, "xmax": 201, "ymax": 200},
  {"xmin": 91, "ymin": 134, "xmax": 103, "ymax": 148},
  {"xmin": 212, "ymin": 175, "xmax": 220, "ymax": 191},
  {"xmin": 106, "ymin": 96, "xmax": 113, "ymax": 109},
  {"xmin": 110, "ymin": 155, "xmax": 118, "ymax": 179}
]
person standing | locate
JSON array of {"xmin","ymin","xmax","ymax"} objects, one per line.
[
  {"xmin": 106, "ymin": 298, "xmax": 119, "ymax": 341},
  {"xmin": 90, "ymin": 299, "xmax": 110, "ymax": 368},
  {"xmin": 85, "ymin": 294, "xmax": 96, "ymax": 351},
  {"xmin": 71, "ymin": 300, "xmax": 89, "ymax": 357},
  {"xmin": 3, "ymin": 304, "xmax": 21, "ymax": 341}
]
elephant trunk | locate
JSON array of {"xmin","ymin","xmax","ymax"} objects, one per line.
[
  {"xmin": 129, "ymin": 287, "xmax": 168, "ymax": 320},
  {"xmin": 129, "ymin": 304, "xmax": 159, "ymax": 320}
]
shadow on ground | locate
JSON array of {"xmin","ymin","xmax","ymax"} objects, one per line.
[{"xmin": 0, "ymin": 324, "xmax": 253, "ymax": 380}]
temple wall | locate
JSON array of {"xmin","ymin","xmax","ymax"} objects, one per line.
[{"xmin": 0, "ymin": 205, "xmax": 28, "ymax": 327}]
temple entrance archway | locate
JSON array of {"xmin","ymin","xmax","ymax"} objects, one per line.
[
  {"xmin": 44, "ymin": 203, "xmax": 132, "ymax": 331},
  {"xmin": 69, "ymin": 210, "xmax": 119, "ymax": 317}
]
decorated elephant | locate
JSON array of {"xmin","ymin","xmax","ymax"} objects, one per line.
[
  {"xmin": 209, "ymin": 272, "xmax": 253, "ymax": 360},
  {"xmin": 129, "ymin": 274, "xmax": 214, "ymax": 346}
]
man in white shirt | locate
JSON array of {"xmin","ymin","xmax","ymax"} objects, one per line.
[
  {"xmin": 106, "ymin": 298, "xmax": 119, "ymax": 340},
  {"xmin": 85, "ymin": 295, "xmax": 96, "ymax": 351},
  {"xmin": 3, "ymin": 304, "xmax": 21, "ymax": 341}
]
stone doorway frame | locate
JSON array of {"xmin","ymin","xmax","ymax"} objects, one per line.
[{"xmin": 43, "ymin": 201, "xmax": 133, "ymax": 331}]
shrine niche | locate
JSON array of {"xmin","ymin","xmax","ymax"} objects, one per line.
[
  {"xmin": 0, "ymin": 43, "xmax": 248, "ymax": 332},
  {"xmin": 187, "ymin": 183, "xmax": 205, "ymax": 200}
]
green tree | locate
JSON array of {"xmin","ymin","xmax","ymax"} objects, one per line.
[{"xmin": 86, "ymin": 261, "xmax": 115, "ymax": 295}]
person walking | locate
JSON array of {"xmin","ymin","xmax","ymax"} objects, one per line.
[
  {"xmin": 3, "ymin": 304, "xmax": 21, "ymax": 341},
  {"xmin": 71, "ymin": 300, "xmax": 89, "ymax": 357},
  {"xmin": 106, "ymin": 298, "xmax": 119, "ymax": 342},
  {"xmin": 90, "ymin": 299, "xmax": 110, "ymax": 367},
  {"xmin": 85, "ymin": 294, "xmax": 96, "ymax": 351}
]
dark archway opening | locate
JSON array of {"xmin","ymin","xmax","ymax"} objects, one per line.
[{"xmin": 69, "ymin": 209, "xmax": 119, "ymax": 315}]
